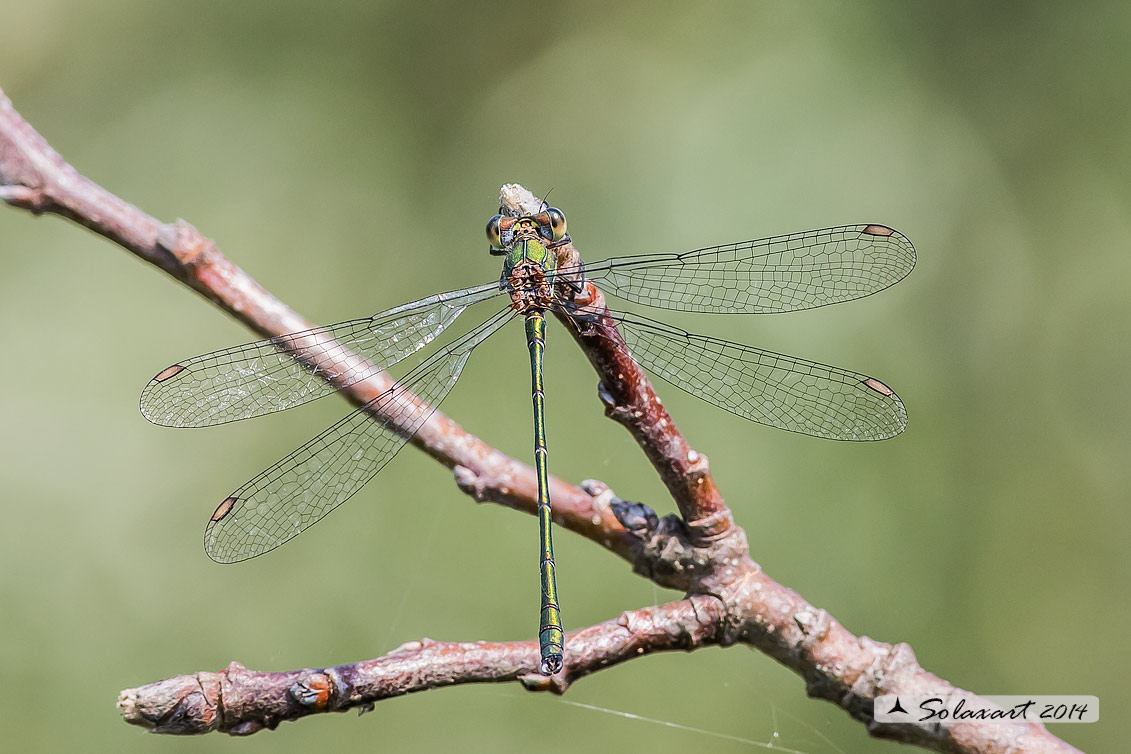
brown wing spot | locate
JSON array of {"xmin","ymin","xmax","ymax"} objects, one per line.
[
  {"xmin": 211, "ymin": 497, "xmax": 237, "ymax": 522},
  {"xmin": 153, "ymin": 364, "xmax": 186, "ymax": 383},
  {"xmin": 862, "ymin": 224, "xmax": 895, "ymax": 237},
  {"xmin": 862, "ymin": 377, "xmax": 895, "ymax": 396}
]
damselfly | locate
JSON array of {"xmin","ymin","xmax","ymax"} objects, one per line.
[{"xmin": 141, "ymin": 201, "xmax": 914, "ymax": 674}]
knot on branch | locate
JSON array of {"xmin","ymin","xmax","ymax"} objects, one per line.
[
  {"xmin": 117, "ymin": 669, "xmax": 224, "ymax": 734},
  {"xmin": 289, "ymin": 672, "xmax": 334, "ymax": 710},
  {"xmin": 156, "ymin": 219, "xmax": 217, "ymax": 269},
  {"xmin": 0, "ymin": 96, "xmax": 53, "ymax": 213},
  {"xmin": 610, "ymin": 496, "xmax": 749, "ymax": 595},
  {"xmin": 0, "ymin": 184, "xmax": 49, "ymax": 213},
  {"xmin": 849, "ymin": 640, "xmax": 923, "ymax": 722}
]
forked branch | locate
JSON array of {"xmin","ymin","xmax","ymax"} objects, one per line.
[{"xmin": 0, "ymin": 88, "xmax": 1079, "ymax": 753}]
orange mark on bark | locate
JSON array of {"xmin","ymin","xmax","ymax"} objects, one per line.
[{"xmin": 294, "ymin": 673, "xmax": 332, "ymax": 709}]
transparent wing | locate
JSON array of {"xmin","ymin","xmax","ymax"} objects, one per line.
[
  {"xmin": 580, "ymin": 224, "xmax": 914, "ymax": 314},
  {"xmin": 203, "ymin": 308, "xmax": 514, "ymax": 563},
  {"xmin": 596, "ymin": 310, "xmax": 907, "ymax": 441},
  {"xmin": 141, "ymin": 281, "xmax": 503, "ymax": 428}
]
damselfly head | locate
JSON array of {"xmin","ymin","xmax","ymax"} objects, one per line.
[{"xmin": 486, "ymin": 207, "xmax": 569, "ymax": 255}]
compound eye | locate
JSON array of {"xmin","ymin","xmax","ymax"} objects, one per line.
[
  {"xmin": 486, "ymin": 214, "xmax": 504, "ymax": 250},
  {"xmin": 545, "ymin": 207, "xmax": 567, "ymax": 241}
]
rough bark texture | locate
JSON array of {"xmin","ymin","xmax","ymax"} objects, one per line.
[{"xmin": 0, "ymin": 88, "xmax": 1081, "ymax": 753}]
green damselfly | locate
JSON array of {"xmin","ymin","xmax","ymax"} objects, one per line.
[{"xmin": 141, "ymin": 202, "xmax": 914, "ymax": 674}]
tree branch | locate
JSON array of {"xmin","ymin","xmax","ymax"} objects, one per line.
[
  {"xmin": 117, "ymin": 597, "xmax": 725, "ymax": 734},
  {"xmin": 0, "ymin": 88, "xmax": 1080, "ymax": 753}
]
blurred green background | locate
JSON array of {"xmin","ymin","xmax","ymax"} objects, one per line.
[{"xmin": 0, "ymin": 2, "xmax": 1125, "ymax": 752}]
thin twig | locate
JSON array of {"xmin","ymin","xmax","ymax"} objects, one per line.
[
  {"xmin": 0, "ymin": 88, "xmax": 1081, "ymax": 753},
  {"xmin": 116, "ymin": 597, "xmax": 725, "ymax": 735}
]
